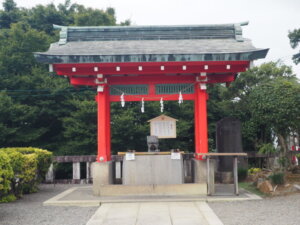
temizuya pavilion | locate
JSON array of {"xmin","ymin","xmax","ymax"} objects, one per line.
[{"xmin": 35, "ymin": 22, "xmax": 268, "ymax": 194}]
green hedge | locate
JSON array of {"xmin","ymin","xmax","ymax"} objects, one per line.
[
  {"xmin": 0, "ymin": 147, "xmax": 52, "ymax": 202},
  {"xmin": 0, "ymin": 151, "xmax": 14, "ymax": 202}
]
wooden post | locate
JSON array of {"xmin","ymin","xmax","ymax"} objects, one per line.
[
  {"xmin": 96, "ymin": 85, "xmax": 111, "ymax": 162},
  {"xmin": 233, "ymin": 156, "xmax": 239, "ymax": 195},
  {"xmin": 207, "ymin": 156, "xmax": 211, "ymax": 196},
  {"xmin": 197, "ymin": 153, "xmax": 247, "ymax": 195},
  {"xmin": 194, "ymin": 81, "xmax": 208, "ymax": 160}
]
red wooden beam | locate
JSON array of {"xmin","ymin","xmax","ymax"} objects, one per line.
[
  {"xmin": 108, "ymin": 74, "xmax": 196, "ymax": 84},
  {"xmin": 70, "ymin": 74, "xmax": 197, "ymax": 86},
  {"xmin": 109, "ymin": 93, "xmax": 195, "ymax": 102},
  {"xmin": 69, "ymin": 73, "xmax": 236, "ymax": 86},
  {"xmin": 53, "ymin": 61, "xmax": 250, "ymax": 76}
]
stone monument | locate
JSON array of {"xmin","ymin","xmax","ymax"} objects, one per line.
[{"xmin": 216, "ymin": 117, "xmax": 244, "ymax": 183}]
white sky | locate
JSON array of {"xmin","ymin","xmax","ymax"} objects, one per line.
[{"xmin": 2, "ymin": 0, "xmax": 300, "ymax": 76}]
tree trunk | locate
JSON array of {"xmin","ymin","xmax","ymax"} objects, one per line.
[
  {"xmin": 278, "ymin": 133, "xmax": 289, "ymax": 170},
  {"xmin": 278, "ymin": 134, "xmax": 287, "ymax": 154}
]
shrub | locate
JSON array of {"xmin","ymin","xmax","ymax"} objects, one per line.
[
  {"xmin": 3, "ymin": 150, "xmax": 26, "ymax": 197},
  {"xmin": 270, "ymin": 172, "xmax": 285, "ymax": 185},
  {"xmin": 6, "ymin": 148, "xmax": 52, "ymax": 181},
  {"xmin": 248, "ymin": 167, "xmax": 261, "ymax": 175},
  {"xmin": 0, "ymin": 147, "xmax": 52, "ymax": 202},
  {"xmin": 0, "ymin": 147, "xmax": 52, "ymax": 182},
  {"xmin": 21, "ymin": 154, "xmax": 38, "ymax": 194},
  {"xmin": 0, "ymin": 194, "xmax": 16, "ymax": 203},
  {"xmin": 0, "ymin": 151, "xmax": 14, "ymax": 202},
  {"xmin": 238, "ymin": 167, "xmax": 248, "ymax": 181}
]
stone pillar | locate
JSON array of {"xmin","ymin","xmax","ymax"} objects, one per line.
[
  {"xmin": 73, "ymin": 162, "xmax": 81, "ymax": 180},
  {"xmin": 92, "ymin": 161, "xmax": 113, "ymax": 195},
  {"xmin": 45, "ymin": 163, "xmax": 54, "ymax": 183},
  {"xmin": 115, "ymin": 161, "xmax": 121, "ymax": 179},
  {"xmin": 193, "ymin": 158, "xmax": 214, "ymax": 194},
  {"xmin": 86, "ymin": 162, "xmax": 91, "ymax": 183}
]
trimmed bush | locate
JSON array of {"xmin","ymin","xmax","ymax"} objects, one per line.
[
  {"xmin": 270, "ymin": 172, "xmax": 285, "ymax": 185},
  {"xmin": 0, "ymin": 147, "xmax": 52, "ymax": 202},
  {"xmin": 21, "ymin": 154, "xmax": 38, "ymax": 194},
  {"xmin": 0, "ymin": 151, "xmax": 14, "ymax": 202},
  {"xmin": 4, "ymin": 148, "xmax": 52, "ymax": 181},
  {"xmin": 3, "ymin": 150, "xmax": 26, "ymax": 197}
]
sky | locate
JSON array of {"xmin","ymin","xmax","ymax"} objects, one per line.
[{"xmin": 3, "ymin": 0, "xmax": 300, "ymax": 76}]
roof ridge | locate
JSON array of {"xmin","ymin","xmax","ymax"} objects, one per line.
[
  {"xmin": 53, "ymin": 22, "xmax": 249, "ymax": 30},
  {"xmin": 53, "ymin": 22, "xmax": 249, "ymax": 45}
]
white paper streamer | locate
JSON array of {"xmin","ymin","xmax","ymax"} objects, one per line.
[
  {"xmin": 141, "ymin": 98, "xmax": 145, "ymax": 113},
  {"xmin": 160, "ymin": 97, "xmax": 164, "ymax": 112},
  {"xmin": 120, "ymin": 93, "xmax": 125, "ymax": 107},
  {"xmin": 178, "ymin": 91, "xmax": 183, "ymax": 104}
]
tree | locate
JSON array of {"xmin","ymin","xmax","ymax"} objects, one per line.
[
  {"xmin": 220, "ymin": 62, "xmax": 296, "ymax": 151},
  {"xmin": 73, "ymin": 7, "xmax": 116, "ymax": 26},
  {"xmin": 248, "ymin": 78, "xmax": 300, "ymax": 158},
  {"xmin": 0, "ymin": 92, "xmax": 47, "ymax": 147},
  {"xmin": 225, "ymin": 61, "xmax": 294, "ymax": 99},
  {"xmin": 0, "ymin": 22, "xmax": 49, "ymax": 78},
  {"xmin": 0, "ymin": 0, "xmax": 21, "ymax": 28},
  {"xmin": 26, "ymin": 4, "xmax": 69, "ymax": 35},
  {"xmin": 288, "ymin": 28, "xmax": 300, "ymax": 64},
  {"xmin": 3, "ymin": 0, "xmax": 16, "ymax": 11},
  {"xmin": 62, "ymin": 99, "xmax": 97, "ymax": 155}
]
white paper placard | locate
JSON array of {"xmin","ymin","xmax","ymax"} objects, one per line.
[
  {"xmin": 171, "ymin": 152, "xmax": 181, "ymax": 160},
  {"xmin": 125, "ymin": 153, "xmax": 135, "ymax": 161}
]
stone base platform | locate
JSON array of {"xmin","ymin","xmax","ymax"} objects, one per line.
[
  {"xmin": 93, "ymin": 183, "xmax": 207, "ymax": 196},
  {"xmin": 42, "ymin": 185, "xmax": 262, "ymax": 207}
]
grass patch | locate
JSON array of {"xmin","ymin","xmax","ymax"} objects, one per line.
[{"xmin": 239, "ymin": 182, "xmax": 266, "ymax": 197}]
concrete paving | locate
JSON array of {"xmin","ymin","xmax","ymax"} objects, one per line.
[
  {"xmin": 41, "ymin": 184, "xmax": 262, "ymax": 225},
  {"xmin": 86, "ymin": 202, "xmax": 223, "ymax": 225},
  {"xmin": 43, "ymin": 185, "xmax": 261, "ymax": 206}
]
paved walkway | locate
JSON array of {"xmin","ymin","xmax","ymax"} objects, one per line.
[{"xmin": 86, "ymin": 202, "xmax": 223, "ymax": 225}]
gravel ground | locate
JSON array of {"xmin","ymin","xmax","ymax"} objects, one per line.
[
  {"xmin": 0, "ymin": 184, "xmax": 97, "ymax": 225},
  {"xmin": 2, "ymin": 184, "xmax": 300, "ymax": 225},
  {"xmin": 209, "ymin": 193, "xmax": 300, "ymax": 225}
]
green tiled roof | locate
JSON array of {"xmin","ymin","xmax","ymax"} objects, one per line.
[{"xmin": 35, "ymin": 22, "xmax": 268, "ymax": 64}]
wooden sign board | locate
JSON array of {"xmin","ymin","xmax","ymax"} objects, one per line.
[{"xmin": 148, "ymin": 114, "xmax": 177, "ymax": 139}]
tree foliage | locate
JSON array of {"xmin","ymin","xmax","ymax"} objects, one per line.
[
  {"xmin": 288, "ymin": 28, "xmax": 300, "ymax": 64},
  {"xmin": 220, "ymin": 62, "xmax": 298, "ymax": 152},
  {"xmin": 248, "ymin": 78, "xmax": 300, "ymax": 152}
]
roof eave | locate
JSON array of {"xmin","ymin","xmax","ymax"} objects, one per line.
[{"xmin": 34, "ymin": 49, "xmax": 269, "ymax": 64}]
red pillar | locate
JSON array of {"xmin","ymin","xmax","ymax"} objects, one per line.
[
  {"xmin": 96, "ymin": 85, "xmax": 111, "ymax": 162},
  {"xmin": 194, "ymin": 82, "xmax": 208, "ymax": 160}
]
